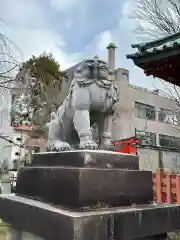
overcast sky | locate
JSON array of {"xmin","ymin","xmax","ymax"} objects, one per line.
[{"xmin": 0, "ymin": 0, "xmax": 155, "ymax": 89}]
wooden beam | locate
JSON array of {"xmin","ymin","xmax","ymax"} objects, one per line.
[{"xmin": 133, "ymin": 48, "xmax": 180, "ymax": 66}]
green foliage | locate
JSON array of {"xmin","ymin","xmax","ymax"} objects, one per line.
[
  {"xmin": 22, "ymin": 52, "xmax": 62, "ymax": 86},
  {"xmin": 23, "ymin": 52, "xmax": 63, "ymax": 108},
  {"xmin": 19, "ymin": 52, "xmax": 67, "ymax": 135}
]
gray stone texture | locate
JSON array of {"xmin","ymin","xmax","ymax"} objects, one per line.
[
  {"xmin": 16, "ymin": 166, "xmax": 153, "ymax": 206},
  {"xmin": 1, "ymin": 195, "xmax": 180, "ymax": 240},
  {"xmin": 31, "ymin": 150, "xmax": 139, "ymax": 169}
]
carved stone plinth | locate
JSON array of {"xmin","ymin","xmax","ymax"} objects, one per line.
[
  {"xmin": 16, "ymin": 150, "xmax": 151, "ymax": 207},
  {"xmin": 30, "ymin": 150, "xmax": 139, "ymax": 169},
  {"xmin": 16, "ymin": 166, "xmax": 153, "ymax": 207},
  {"xmin": 1, "ymin": 195, "xmax": 180, "ymax": 240}
]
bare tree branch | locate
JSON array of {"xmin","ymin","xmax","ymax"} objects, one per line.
[
  {"xmin": 0, "ymin": 19, "xmax": 22, "ymax": 83},
  {"xmin": 153, "ymin": 78, "xmax": 180, "ymax": 133},
  {"xmin": 130, "ymin": 0, "xmax": 180, "ymax": 40},
  {"xmin": 0, "ymin": 134, "xmax": 25, "ymax": 149}
]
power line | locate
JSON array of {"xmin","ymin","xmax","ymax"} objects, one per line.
[
  {"xmin": 0, "ymin": 133, "xmax": 25, "ymax": 149},
  {"xmin": 0, "ymin": 78, "xmax": 16, "ymax": 84}
]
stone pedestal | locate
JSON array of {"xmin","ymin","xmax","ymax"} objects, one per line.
[
  {"xmin": 16, "ymin": 150, "xmax": 150, "ymax": 207},
  {"xmin": 16, "ymin": 166, "xmax": 153, "ymax": 206},
  {"xmin": 7, "ymin": 227, "xmax": 44, "ymax": 240},
  {"xmin": 30, "ymin": 150, "xmax": 139, "ymax": 169},
  {"xmin": 1, "ymin": 173, "xmax": 11, "ymax": 194},
  {"xmin": 1, "ymin": 195, "xmax": 180, "ymax": 240},
  {"xmin": 0, "ymin": 150, "xmax": 180, "ymax": 240}
]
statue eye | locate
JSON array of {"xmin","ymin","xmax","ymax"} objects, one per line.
[
  {"xmin": 101, "ymin": 66, "xmax": 107, "ymax": 71},
  {"xmin": 87, "ymin": 65, "xmax": 92, "ymax": 71}
]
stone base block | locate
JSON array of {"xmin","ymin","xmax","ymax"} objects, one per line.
[
  {"xmin": 1, "ymin": 195, "xmax": 180, "ymax": 240},
  {"xmin": 30, "ymin": 150, "xmax": 139, "ymax": 169},
  {"xmin": 16, "ymin": 167, "xmax": 153, "ymax": 206}
]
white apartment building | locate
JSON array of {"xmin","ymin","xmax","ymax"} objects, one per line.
[
  {"xmin": 10, "ymin": 125, "xmax": 47, "ymax": 164},
  {"xmin": 10, "ymin": 127, "xmax": 29, "ymax": 169},
  {"xmin": 0, "ymin": 82, "xmax": 30, "ymax": 170},
  {"xmin": 0, "ymin": 83, "xmax": 12, "ymax": 171}
]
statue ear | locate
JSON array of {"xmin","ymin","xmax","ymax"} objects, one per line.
[
  {"xmin": 76, "ymin": 67, "xmax": 81, "ymax": 73},
  {"xmin": 74, "ymin": 71, "xmax": 82, "ymax": 79},
  {"xmin": 109, "ymin": 69, "xmax": 114, "ymax": 75}
]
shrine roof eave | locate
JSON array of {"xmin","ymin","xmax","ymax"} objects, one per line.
[
  {"xmin": 130, "ymin": 31, "xmax": 180, "ymax": 51},
  {"xmin": 127, "ymin": 48, "xmax": 180, "ymax": 86},
  {"xmin": 126, "ymin": 46, "xmax": 180, "ymax": 67}
]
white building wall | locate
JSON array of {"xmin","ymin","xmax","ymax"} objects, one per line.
[
  {"xmin": 137, "ymin": 148, "xmax": 180, "ymax": 173},
  {"xmin": 0, "ymin": 84, "xmax": 12, "ymax": 170},
  {"xmin": 137, "ymin": 148, "xmax": 160, "ymax": 172},
  {"xmin": 162, "ymin": 151, "xmax": 180, "ymax": 173},
  {"xmin": 10, "ymin": 131, "xmax": 28, "ymax": 169}
]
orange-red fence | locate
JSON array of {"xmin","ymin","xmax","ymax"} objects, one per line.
[{"xmin": 153, "ymin": 169, "xmax": 180, "ymax": 204}]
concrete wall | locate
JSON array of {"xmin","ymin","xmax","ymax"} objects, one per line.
[
  {"xmin": 162, "ymin": 150, "xmax": 180, "ymax": 173},
  {"xmin": 7, "ymin": 228, "xmax": 44, "ymax": 240},
  {"xmin": 138, "ymin": 148, "xmax": 160, "ymax": 173},
  {"xmin": 137, "ymin": 147, "xmax": 180, "ymax": 173}
]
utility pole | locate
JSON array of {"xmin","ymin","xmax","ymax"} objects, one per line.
[
  {"xmin": 135, "ymin": 128, "xmax": 138, "ymax": 156},
  {"xmin": 17, "ymin": 130, "xmax": 23, "ymax": 171}
]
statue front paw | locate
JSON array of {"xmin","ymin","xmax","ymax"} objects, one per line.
[
  {"xmin": 79, "ymin": 140, "xmax": 98, "ymax": 150},
  {"xmin": 100, "ymin": 141, "xmax": 115, "ymax": 151},
  {"xmin": 51, "ymin": 141, "xmax": 71, "ymax": 152}
]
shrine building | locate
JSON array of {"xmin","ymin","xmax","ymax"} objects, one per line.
[{"xmin": 126, "ymin": 31, "xmax": 180, "ymax": 87}]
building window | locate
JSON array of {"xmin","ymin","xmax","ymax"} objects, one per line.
[
  {"xmin": 159, "ymin": 134, "xmax": 180, "ymax": 149},
  {"xmin": 136, "ymin": 130, "xmax": 156, "ymax": 147},
  {"xmin": 158, "ymin": 109, "xmax": 178, "ymax": 125},
  {"xmin": 33, "ymin": 147, "xmax": 40, "ymax": 153},
  {"xmin": 135, "ymin": 102, "xmax": 156, "ymax": 121},
  {"xmin": 16, "ymin": 137, "xmax": 22, "ymax": 141}
]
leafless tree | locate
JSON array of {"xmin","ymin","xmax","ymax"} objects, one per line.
[
  {"xmin": 130, "ymin": 0, "xmax": 180, "ymax": 40},
  {"xmin": 0, "ymin": 18, "xmax": 21, "ymax": 136},
  {"xmin": 0, "ymin": 19, "xmax": 21, "ymax": 82},
  {"xmin": 153, "ymin": 79, "xmax": 180, "ymax": 133},
  {"xmin": 0, "ymin": 18, "xmax": 23, "ymax": 168}
]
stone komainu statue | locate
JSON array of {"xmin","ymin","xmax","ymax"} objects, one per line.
[{"xmin": 48, "ymin": 56, "xmax": 118, "ymax": 151}]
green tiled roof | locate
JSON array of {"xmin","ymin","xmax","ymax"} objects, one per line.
[{"xmin": 126, "ymin": 31, "xmax": 180, "ymax": 59}]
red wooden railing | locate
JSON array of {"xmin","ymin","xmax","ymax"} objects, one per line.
[{"xmin": 153, "ymin": 169, "xmax": 180, "ymax": 204}]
